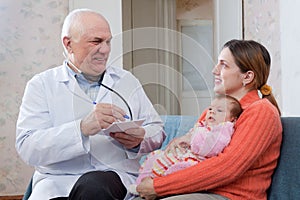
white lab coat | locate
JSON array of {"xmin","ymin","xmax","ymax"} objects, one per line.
[{"xmin": 16, "ymin": 62, "xmax": 165, "ymax": 200}]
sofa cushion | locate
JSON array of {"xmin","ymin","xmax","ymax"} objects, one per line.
[
  {"xmin": 268, "ymin": 117, "xmax": 300, "ymax": 200},
  {"xmin": 160, "ymin": 115, "xmax": 198, "ymax": 149}
]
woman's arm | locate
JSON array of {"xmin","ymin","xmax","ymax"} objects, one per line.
[{"xmin": 138, "ymin": 99, "xmax": 282, "ymax": 198}]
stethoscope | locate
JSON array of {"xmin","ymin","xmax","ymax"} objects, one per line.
[{"xmin": 67, "ymin": 59, "xmax": 133, "ymax": 120}]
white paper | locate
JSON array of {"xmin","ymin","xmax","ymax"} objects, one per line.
[{"xmin": 101, "ymin": 119, "xmax": 145, "ymax": 136}]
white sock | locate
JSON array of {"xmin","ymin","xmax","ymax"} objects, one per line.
[{"xmin": 128, "ymin": 184, "xmax": 139, "ymax": 195}]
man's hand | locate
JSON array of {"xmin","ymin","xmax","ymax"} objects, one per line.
[
  {"xmin": 136, "ymin": 177, "xmax": 158, "ymax": 200},
  {"xmin": 80, "ymin": 103, "xmax": 127, "ymax": 136},
  {"xmin": 110, "ymin": 127, "xmax": 145, "ymax": 149}
]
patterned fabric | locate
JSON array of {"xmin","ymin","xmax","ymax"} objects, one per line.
[
  {"xmin": 190, "ymin": 122, "xmax": 234, "ymax": 158},
  {"xmin": 136, "ymin": 121, "xmax": 234, "ymax": 185}
]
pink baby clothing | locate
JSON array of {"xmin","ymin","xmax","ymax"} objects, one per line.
[
  {"xmin": 136, "ymin": 121, "xmax": 234, "ymax": 184},
  {"xmin": 190, "ymin": 121, "xmax": 234, "ymax": 158}
]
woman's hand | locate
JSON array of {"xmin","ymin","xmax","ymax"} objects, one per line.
[{"xmin": 136, "ymin": 177, "xmax": 158, "ymax": 200}]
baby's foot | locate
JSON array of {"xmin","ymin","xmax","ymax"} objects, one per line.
[{"xmin": 128, "ymin": 184, "xmax": 139, "ymax": 195}]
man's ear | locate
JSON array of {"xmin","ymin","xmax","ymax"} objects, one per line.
[
  {"xmin": 242, "ymin": 70, "xmax": 255, "ymax": 86},
  {"xmin": 62, "ymin": 36, "xmax": 72, "ymax": 53}
]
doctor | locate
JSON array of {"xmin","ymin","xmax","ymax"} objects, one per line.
[{"xmin": 16, "ymin": 8, "xmax": 165, "ymax": 200}]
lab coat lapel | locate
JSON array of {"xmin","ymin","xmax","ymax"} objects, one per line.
[
  {"xmin": 58, "ymin": 64, "xmax": 90, "ymax": 103},
  {"xmin": 67, "ymin": 77, "xmax": 90, "ymax": 102}
]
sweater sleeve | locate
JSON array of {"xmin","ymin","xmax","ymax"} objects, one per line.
[{"xmin": 154, "ymin": 99, "xmax": 282, "ymax": 196}]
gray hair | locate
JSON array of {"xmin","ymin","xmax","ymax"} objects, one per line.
[{"xmin": 61, "ymin": 8, "xmax": 106, "ymax": 53}]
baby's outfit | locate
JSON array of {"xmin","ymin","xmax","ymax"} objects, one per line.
[{"xmin": 135, "ymin": 121, "xmax": 235, "ymax": 185}]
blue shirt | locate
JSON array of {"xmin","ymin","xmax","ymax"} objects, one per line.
[{"xmin": 66, "ymin": 63, "xmax": 100, "ymax": 103}]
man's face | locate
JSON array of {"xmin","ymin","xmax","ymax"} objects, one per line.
[{"xmin": 69, "ymin": 14, "xmax": 112, "ymax": 76}]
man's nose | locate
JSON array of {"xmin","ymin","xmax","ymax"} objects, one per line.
[{"xmin": 98, "ymin": 42, "xmax": 111, "ymax": 53}]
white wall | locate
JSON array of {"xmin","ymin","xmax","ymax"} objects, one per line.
[
  {"xmin": 69, "ymin": 0, "xmax": 123, "ymax": 67},
  {"xmin": 280, "ymin": 0, "xmax": 300, "ymax": 116},
  {"xmin": 213, "ymin": 0, "xmax": 242, "ymax": 56}
]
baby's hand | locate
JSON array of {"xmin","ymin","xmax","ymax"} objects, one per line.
[{"xmin": 179, "ymin": 141, "xmax": 190, "ymax": 150}]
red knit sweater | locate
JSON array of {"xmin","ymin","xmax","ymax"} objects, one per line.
[{"xmin": 154, "ymin": 90, "xmax": 282, "ymax": 200}]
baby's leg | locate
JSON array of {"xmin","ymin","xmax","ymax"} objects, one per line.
[
  {"xmin": 136, "ymin": 150, "xmax": 163, "ymax": 184},
  {"xmin": 128, "ymin": 150, "xmax": 164, "ymax": 195},
  {"xmin": 164, "ymin": 151, "xmax": 201, "ymax": 175}
]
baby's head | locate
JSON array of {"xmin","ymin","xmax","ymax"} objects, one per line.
[{"xmin": 205, "ymin": 95, "xmax": 242, "ymax": 127}]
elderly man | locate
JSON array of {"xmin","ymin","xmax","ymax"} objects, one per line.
[{"xmin": 16, "ymin": 8, "xmax": 165, "ymax": 200}]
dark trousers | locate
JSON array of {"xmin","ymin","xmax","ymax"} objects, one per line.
[{"xmin": 51, "ymin": 171, "xmax": 127, "ymax": 200}]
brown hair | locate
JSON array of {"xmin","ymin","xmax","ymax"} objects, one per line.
[
  {"xmin": 215, "ymin": 94, "xmax": 243, "ymax": 119},
  {"xmin": 223, "ymin": 39, "xmax": 281, "ymax": 115}
]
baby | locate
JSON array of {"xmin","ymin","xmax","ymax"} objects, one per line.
[{"xmin": 129, "ymin": 95, "xmax": 242, "ymax": 194}]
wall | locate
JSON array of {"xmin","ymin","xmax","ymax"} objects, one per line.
[
  {"xmin": 244, "ymin": 0, "xmax": 282, "ymax": 113},
  {"xmin": 0, "ymin": 0, "xmax": 68, "ymax": 195},
  {"xmin": 244, "ymin": 0, "xmax": 300, "ymax": 116},
  {"xmin": 280, "ymin": 0, "xmax": 300, "ymax": 116},
  {"xmin": 176, "ymin": 0, "xmax": 213, "ymax": 20}
]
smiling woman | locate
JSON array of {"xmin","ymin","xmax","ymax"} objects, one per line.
[{"xmin": 135, "ymin": 40, "xmax": 282, "ymax": 200}]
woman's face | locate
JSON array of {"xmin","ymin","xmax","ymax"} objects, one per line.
[{"xmin": 212, "ymin": 47, "xmax": 245, "ymax": 100}]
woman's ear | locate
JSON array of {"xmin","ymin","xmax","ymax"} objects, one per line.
[{"xmin": 242, "ymin": 70, "xmax": 255, "ymax": 86}]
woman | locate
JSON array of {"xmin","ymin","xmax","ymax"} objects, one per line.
[{"xmin": 135, "ymin": 39, "xmax": 282, "ymax": 200}]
